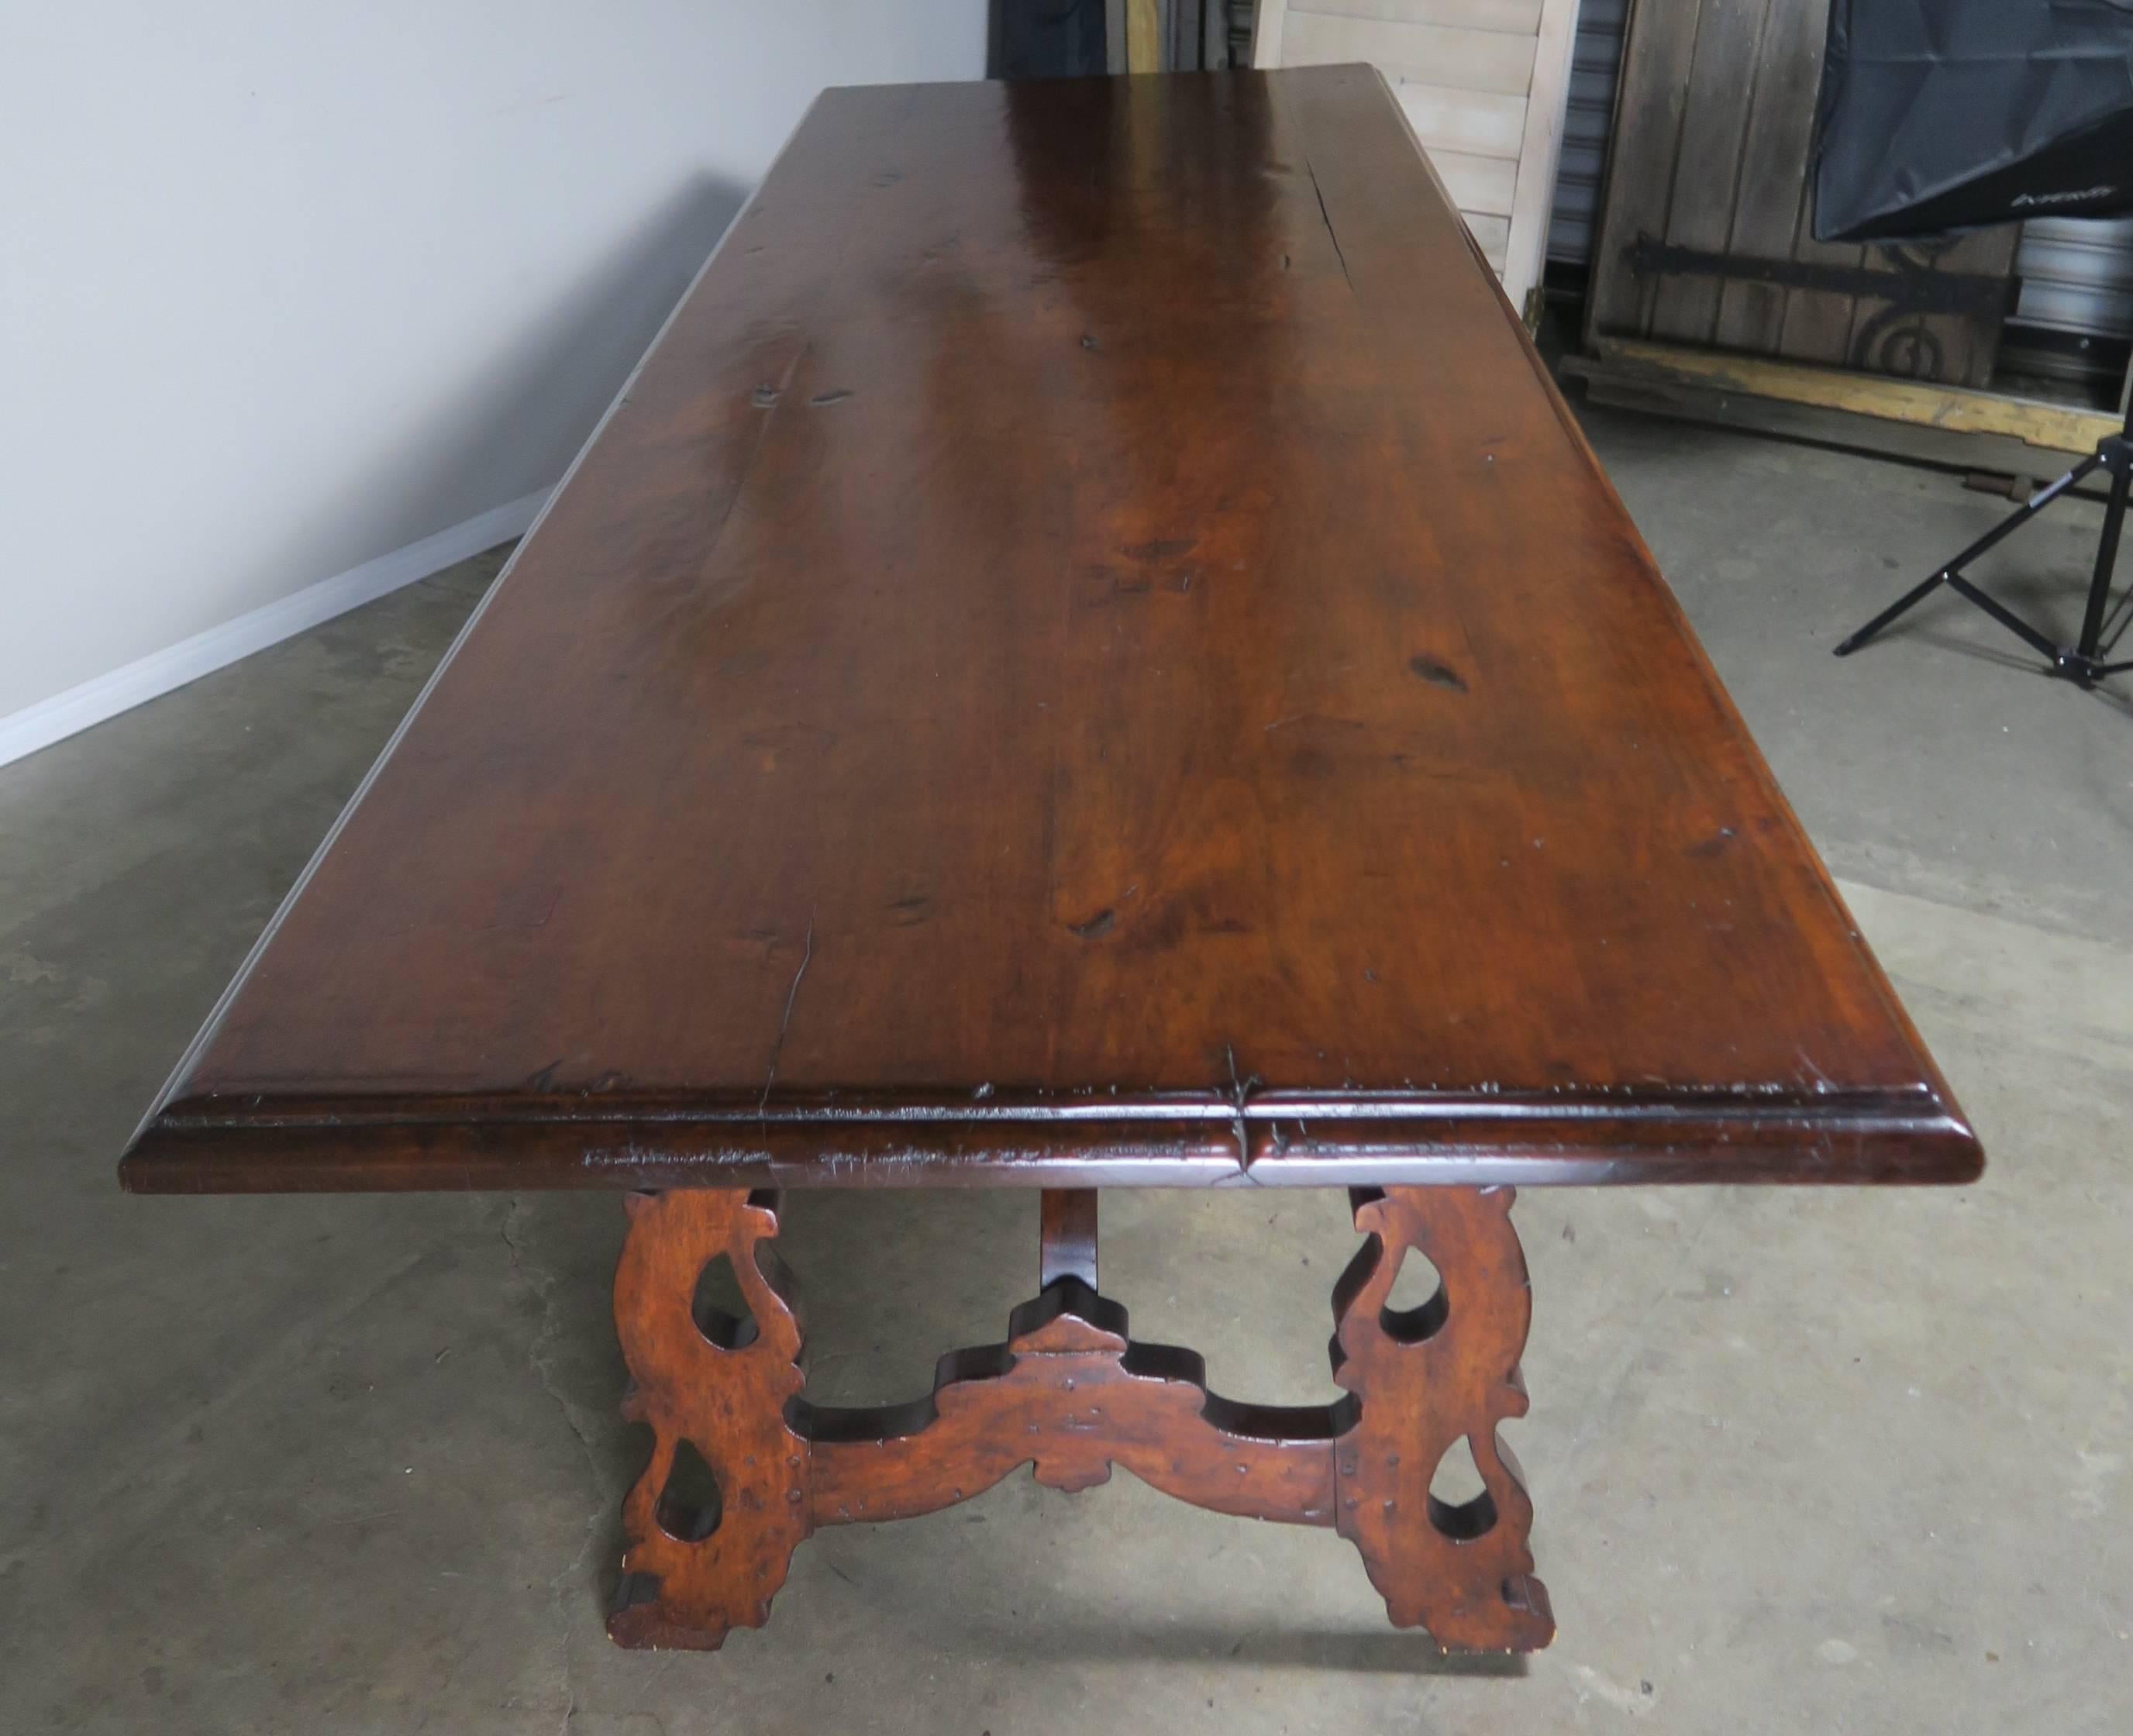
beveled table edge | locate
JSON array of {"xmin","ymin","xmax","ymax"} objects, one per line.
[{"xmin": 119, "ymin": 1084, "xmax": 1983, "ymax": 1194}]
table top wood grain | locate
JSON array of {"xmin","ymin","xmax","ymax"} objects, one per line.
[{"xmin": 120, "ymin": 67, "xmax": 1980, "ymax": 1195}]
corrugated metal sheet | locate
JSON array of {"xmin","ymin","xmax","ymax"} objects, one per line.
[
  {"xmin": 1546, "ymin": 0, "xmax": 1625, "ymax": 265},
  {"xmin": 2012, "ymin": 215, "xmax": 2133, "ymax": 339}
]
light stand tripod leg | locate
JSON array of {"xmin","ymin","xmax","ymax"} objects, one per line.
[
  {"xmin": 1832, "ymin": 570, "xmax": 1947, "ymax": 656},
  {"xmin": 1832, "ymin": 452, "xmax": 2107, "ymax": 659},
  {"xmin": 1943, "ymin": 574, "xmax": 2069, "ymax": 663},
  {"xmin": 2073, "ymin": 444, "xmax": 2131, "ymax": 673}
]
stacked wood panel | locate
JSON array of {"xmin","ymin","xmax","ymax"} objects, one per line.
[{"xmin": 1253, "ymin": 0, "xmax": 1583, "ymax": 314}]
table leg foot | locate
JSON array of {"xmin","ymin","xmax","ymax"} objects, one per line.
[
  {"xmin": 605, "ymin": 1189, "xmax": 810, "ymax": 1651},
  {"xmin": 1330, "ymin": 1186, "xmax": 1555, "ymax": 1652}
]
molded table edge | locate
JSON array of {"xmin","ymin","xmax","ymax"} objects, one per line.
[{"xmin": 120, "ymin": 1087, "xmax": 1983, "ymax": 1194}]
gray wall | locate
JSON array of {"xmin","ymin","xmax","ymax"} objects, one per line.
[{"xmin": 0, "ymin": 2, "xmax": 987, "ymax": 722}]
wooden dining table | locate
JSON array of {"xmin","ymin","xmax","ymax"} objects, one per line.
[{"xmin": 122, "ymin": 65, "xmax": 1982, "ymax": 1656}]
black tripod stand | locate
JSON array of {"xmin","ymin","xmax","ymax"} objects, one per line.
[{"xmin": 1834, "ymin": 400, "xmax": 2133, "ymax": 686}]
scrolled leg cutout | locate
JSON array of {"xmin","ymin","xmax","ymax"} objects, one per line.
[
  {"xmin": 608, "ymin": 1190, "xmax": 809, "ymax": 1651},
  {"xmin": 1329, "ymin": 1185, "xmax": 1554, "ymax": 1651}
]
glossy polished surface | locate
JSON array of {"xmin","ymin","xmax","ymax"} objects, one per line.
[{"xmin": 122, "ymin": 67, "xmax": 1979, "ymax": 1191}]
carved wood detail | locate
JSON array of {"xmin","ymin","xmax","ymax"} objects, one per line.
[
  {"xmin": 801, "ymin": 1280, "xmax": 1349, "ymax": 1526},
  {"xmin": 605, "ymin": 1184, "xmax": 1552, "ymax": 1654},
  {"xmin": 608, "ymin": 1189, "xmax": 811, "ymax": 1651},
  {"xmin": 1331, "ymin": 1185, "xmax": 1555, "ymax": 1650}
]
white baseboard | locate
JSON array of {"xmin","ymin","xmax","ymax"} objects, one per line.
[{"xmin": 0, "ymin": 487, "xmax": 554, "ymax": 771}]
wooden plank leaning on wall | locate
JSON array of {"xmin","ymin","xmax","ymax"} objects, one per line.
[{"xmin": 1252, "ymin": 0, "xmax": 1583, "ymax": 318}]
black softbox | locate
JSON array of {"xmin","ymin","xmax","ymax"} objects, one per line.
[{"xmin": 1814, "ymin": 0, "xmax": 2133, "ymax": 242}]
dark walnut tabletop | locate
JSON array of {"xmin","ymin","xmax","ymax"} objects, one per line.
[{"xmin": 122, "ymin": 67, "xmax": 1980, "ymax": 1196}]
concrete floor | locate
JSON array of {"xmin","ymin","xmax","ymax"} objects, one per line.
[{"xmin": 4, "ymin": 407, "xmax": 2131, "ymax": 1733}]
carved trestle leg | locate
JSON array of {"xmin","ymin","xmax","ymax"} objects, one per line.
[
  {"xmin": 1329, "ymin": 1186, "xmax": 1554, "ymax": 1651},
  {"xmin": 608, "ymin": 1190, "xmax": 810, "ymax": 1650},
  {"xmin": 605, "ymin": 1183, "xmax": 1551, "ymax": 1653}
]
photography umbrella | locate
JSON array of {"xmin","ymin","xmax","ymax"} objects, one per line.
[{"xmin": 1816, "ymin": 0, "xmax": 2133, "ymax": 242}]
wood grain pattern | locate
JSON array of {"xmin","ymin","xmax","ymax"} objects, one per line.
[
  {"xmin": 1779, "ymin": 175, "xmax": 1866, "ymax": 357},
  {"xmin": 119, "ymin": 69, "xmax": 1979, "ymax": 1196},
  {"xmin": 609, "ymin": 1183, "xmax": 1552, "ymax": 1652},
  {"xmin": 1646, "ymin": 0, "xmax": 1775, "ymax": 340},
  {"xmin": 1712, "ymin": 0, "xmax": 1828, "ymax": 350},
  {"xmin": 1587, "ymin": 339, "xmax": 2128, "ymax": 453},
  {"xmin": 1776, "ymin": 5, "xmax": 1868, "ymax": 358},
  {"xmin": 1587, "ymin": 0, "xmax": 1702, "ymax": 337}
]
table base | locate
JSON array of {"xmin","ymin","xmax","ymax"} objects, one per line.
[{"xmin": 605, "ymin": 1184, "xmax": 1553, "ymax": 1654}]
